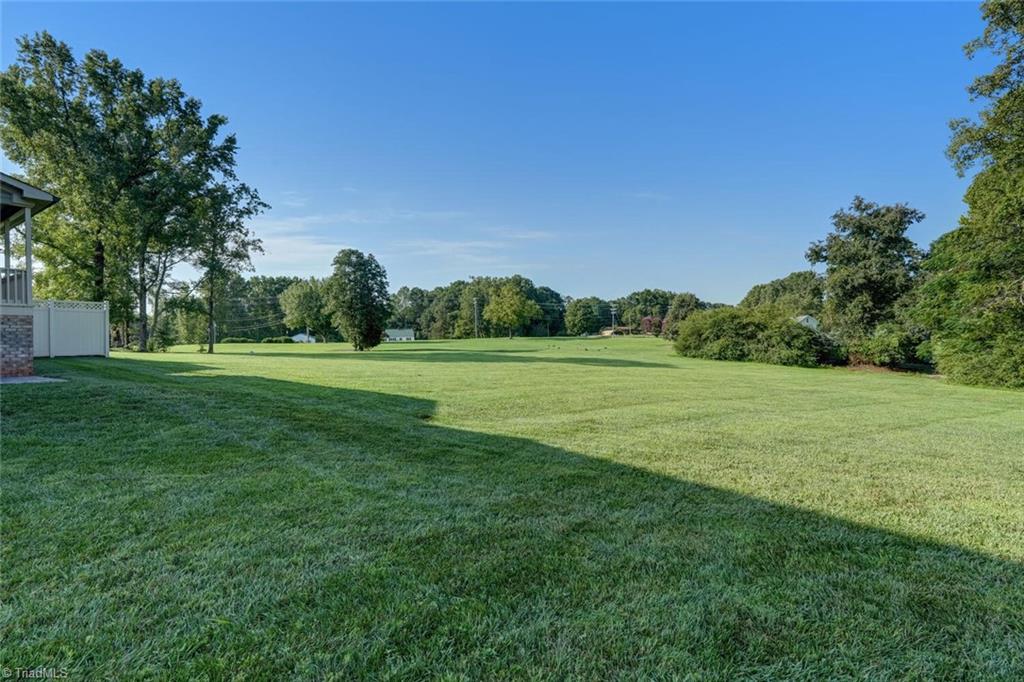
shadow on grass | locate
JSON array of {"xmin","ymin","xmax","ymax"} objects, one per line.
[{"xmin": 4, "ymin": 357, "xmax": 1021, "ymax": 678}]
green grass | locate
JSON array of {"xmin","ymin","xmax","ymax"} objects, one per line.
[{"xmin": 3, "ymin": 337, "xmax": 1022, "ymax": 679}]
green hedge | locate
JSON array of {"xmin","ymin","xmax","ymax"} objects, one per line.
[
  {"xmin": 260, "ymin": 336, "xmax": 295, "ymax": 343},
  {"xmin": 847, "ymin": 323, "xmax": 927, "ymax": 368},
  {"xmin": 674, "ymin": 307, "xmax": 843, "ymax": 367},
  {"xmin": 219, "ymin": 337, "xmax": 253, "ymax": 344}
]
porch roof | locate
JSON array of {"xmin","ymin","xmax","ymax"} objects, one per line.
[{"xmin": 1, "ymin": 173, "xmax": 59, "ymax": 230}]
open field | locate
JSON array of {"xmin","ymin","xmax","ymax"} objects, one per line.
[{"xmin": 3, "ymin": 337, "xmax": 1023, "ymax": 678}]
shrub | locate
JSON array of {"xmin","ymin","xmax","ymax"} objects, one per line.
[
  {"xmin": 931, "ymin": 325, "xmax": 1024, "ymax": 389},
  {"xmin": 261, "ymin": 336, "xmax": 295, "ymax": 343},
  {"xmin": 674, "ymin": 307, "xmax": 842, "ymax": 367},
  {"xmin": 848, "ymin": 323, "xmax": 925, "ymax": 367},
  {"xmin": 219, "ymin": 337, "xmax": 253, "ymax": 344}
]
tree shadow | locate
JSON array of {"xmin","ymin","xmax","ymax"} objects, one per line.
[{"xmin": 4, "ymin": 357, "xmax": 1021, "ymax": 678}]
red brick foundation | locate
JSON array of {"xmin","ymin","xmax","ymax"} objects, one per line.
[{"xmin": 1, "ymin": 313, "xmax": 34, "ymax": 377}]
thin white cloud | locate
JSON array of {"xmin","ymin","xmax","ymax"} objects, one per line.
[
  {"xmin": 483, "ymin": 227, "xmax": 557, "ymax": 241},
  {"xmin": 625, "ymin": 190, "xmax": 673, "ymax": 201},
  {"xmin": 250, "ymin": 207, "xmax": 470, "ymax": 234},
  {"xmin": 252, "ymin": 233, "xmax": 351, "ymax": 277},
  {"xmin": 388, "ymin": 238, "xmax": 506, "ymax": 264}
]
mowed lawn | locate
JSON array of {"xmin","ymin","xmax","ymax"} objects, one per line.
[{"xmin": 3, "ymin": 337, "xmax": 1023, "ymax": 679}]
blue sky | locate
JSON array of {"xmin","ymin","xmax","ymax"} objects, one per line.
[{"xmin": 2, "ymin": 2, "xmax": 987, "ymax": 303}]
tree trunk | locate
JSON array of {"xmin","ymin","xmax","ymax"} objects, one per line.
[
  {"xmin": 137, "ymin": 256, "xmax": 149, "ymax": 352},
  {"xmin": 149, "ymin": 254, "xmax": 171, "ymax": 346},
  {"xmin": 207, "ymin": 278, "xmax": 215, "ymax": 354},
  {"xmin": 93, "ymin": 238, "xmax": 105, "ymax": 301}
]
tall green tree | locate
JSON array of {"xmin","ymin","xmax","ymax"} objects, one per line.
[
  {"xmin": 280, "ymin": 278, "xmax": 331, "ymax": 341},
  {"xmin": 191, "ymin": 183, "xmax": 266, "ymax": 353},
  {"xmin": 483, "ymin": 283, "xmax": 542, "ymax": 338},
  {"xmin": 564, "ymin": 297, "xmax": 601, "ymax": 336},
  {"xmin": 325, "ymin": 249, "xmax": 391, "ymax": 351},
  {"xmin": 388, "ymin": 286, "xmax": 431, "ymax": 333},
  {"xmin": 0, "ymin": 32, "xmax": 121, "ymax": 301},
  {"xmin": 739, "ymin": 271, "xmax": 823, "ymax": 318},
  {"xmin": 662, "ymin": 292, "xmax": 705, "ymax": 339},
  {"xmin": 807, "ymin": 197, "xmax": 924, "ymax": 342},
  {"xmin": 914, "ymin": 1, "xmax": 1024, "ymax": 388},
  {"xmin": 243, "ymin": 275, "xmax": 301, "ymax": 339},
  {"xmin": 419, "ymin": 281, "xmax": 465, "ymax": 339},
  {"xmin": 532, "ymin": 286, "xmax": 565, "ymax": 336},
  {"xmin": 614, "ymin": 289, "xmax": 674, "ymax": 330},
  {"xmin": 0, "ymin": 32, "xmax": 263, "ymax": 351}
]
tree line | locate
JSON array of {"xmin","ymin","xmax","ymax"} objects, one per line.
[
  {"xmin": 671, "ymin": 2, "xmax": 1023, "ymax": 389},
  {"xmin": 0, "ymin": 1, "xmax": 1019, "ymax": 387}
]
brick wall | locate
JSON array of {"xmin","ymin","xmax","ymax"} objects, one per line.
[{"xmin": 1, "ymin": 313, "xmax": 34, "ymax": 377}]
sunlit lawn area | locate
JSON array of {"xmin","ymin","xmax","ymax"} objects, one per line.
[{"xmin": 3, "ymin": 337, "xmax": 1022, "ymax": 678}]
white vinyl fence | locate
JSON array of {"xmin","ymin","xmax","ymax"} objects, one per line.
[{"xmin": 33, "ymin": 300, "xmax": 109, "ymax": 358}]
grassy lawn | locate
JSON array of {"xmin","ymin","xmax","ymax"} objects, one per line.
[{"xmin": 3, "ymin": 337, "xmax": 1022, "ymax": 679}]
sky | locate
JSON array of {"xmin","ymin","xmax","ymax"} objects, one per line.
[{"xmin": 1, "ymin": 1, "xmax": 989, "ymax": 303}]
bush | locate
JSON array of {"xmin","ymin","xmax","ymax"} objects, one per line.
[
  {"xmin": 931, "ymin": 324, "xmax": 1024, "ymax": 389},
  {"xmin": 219, "ymin": 337, "xmax": 253, "ymax": 344},
  {"xmin": 260, "ymin": 336, "xmax": 295, "ymax": 343},
  {"xmin": 848, "ymin": 323, "xmax": 925, "ymax": 367},
  {"xmin": 674, "ymin": 307, "xmax": 842, "ymax": 367}
]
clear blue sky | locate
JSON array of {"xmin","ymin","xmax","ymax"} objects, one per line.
[{"xmin": 2, "ymin": 2, "xmax": 987, "ymax": 303}]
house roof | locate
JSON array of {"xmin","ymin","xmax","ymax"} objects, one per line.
[
  {"xmin": 1, "ymin": 173, "xmax": 59, "ymax": 228},
  {"xmin": 385, "ymin": 329, "xmax": 414, "ymax": 336}
]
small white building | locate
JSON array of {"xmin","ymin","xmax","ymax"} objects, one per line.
[
  {"xmin": 794, "ymin": 315, "xmax": 821, "ymax": 332},
  {"xmin": 384, "ymin": 328, "xmax": 415, "ymax": 342},
  {"xmin": 291, "ymin": 332, "xmax": 317, "ymax": 343}
]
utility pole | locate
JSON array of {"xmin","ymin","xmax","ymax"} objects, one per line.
[
  {"xmin": 610, "ymin": 303, "xmax": 617, "ymax": 332},
  {"xmin": 473, "ymin": 297, "xmax": 480, "ymax": 338}
]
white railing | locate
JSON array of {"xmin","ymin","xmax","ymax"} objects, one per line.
[{"xmin": 1, "ymin": 267, "xmax": 30, "ymax": 305}]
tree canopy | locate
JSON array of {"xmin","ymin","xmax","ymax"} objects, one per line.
[
  {"xmin": 483, "ymin": 284, "xmax": 542, "ymax": 338},
  {"xmin": 739, "ymin": 271, "xmax": 823, "ymax": 318},
  {"xmin": 279, "ymin": 278, "xmax": 332, "ymax": 342},
  {"xmin": 807, "ymin": 197, "xmax": 924, "ymax": 342},
  {"xmin": 0, "ymin": 31, "xmax": 265, "ymax": 350},
  {"xmin": 913, "ymin": 1, "xmax": 1024, "ymax": 388},
  {"xmin": 564, "ymin": 297, "xmax": 605, "ymax": 336},
  {"xmin": 324, "ymin": 249, "xmax": 391, "ymax": 351}
]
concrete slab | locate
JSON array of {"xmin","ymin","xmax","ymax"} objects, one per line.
[{"xmin": 0, "ymin": 375, "xmax": 66, "ymax": 385}]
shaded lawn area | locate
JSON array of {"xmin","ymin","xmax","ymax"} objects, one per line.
[{"xmin": 2, "ymin": 338, "xmax": 1023, "ymax": 678}]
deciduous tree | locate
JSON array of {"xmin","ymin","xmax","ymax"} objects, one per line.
[
  {"xmin": 807, "ymin": 197, "xmax": 924, "ymax": 342},
  {"xmin": 191, "ymin": 183, "xmax": 266, "ymax": 353},
  {"xmin": 483, "ymin": 283, "xmax": 542, "ymax": 338},
  {"xmin": 565, "ymin": 297, "xmax": 602, "ymax": 335},
  {"xmin": 280, "ymin": 278, "xmax": 331, "ymax": 341},
  {"xmin": 739, "ymin": 271, "xmax": 823, "ymax": 318},
  {"xmin": 914, "ymin": 1, "xmax": 1024, "ymax": 387},
  {"xmin": 324, "ymin": 249, "xmax": 391, "ymax": 351}
]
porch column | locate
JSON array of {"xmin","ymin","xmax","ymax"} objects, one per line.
[
  {"xmin": 23, "ymin": 206, "xmax": 32, "ymax": 303},
  {"xmin": 2, "ymin": 227, "xmax": 8, "ymax": 305}
]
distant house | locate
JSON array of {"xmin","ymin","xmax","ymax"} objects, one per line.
[
  {"xmin": 384, "ymin": 328, "xmax": 415, "ymax": 342},
  {"xmin": 291, "ymin": 332, "xmax": 317, "ymax": 343},
  {"xmin": 794, "ymin": 315, "xmax": 820, "ymax": 332}
]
